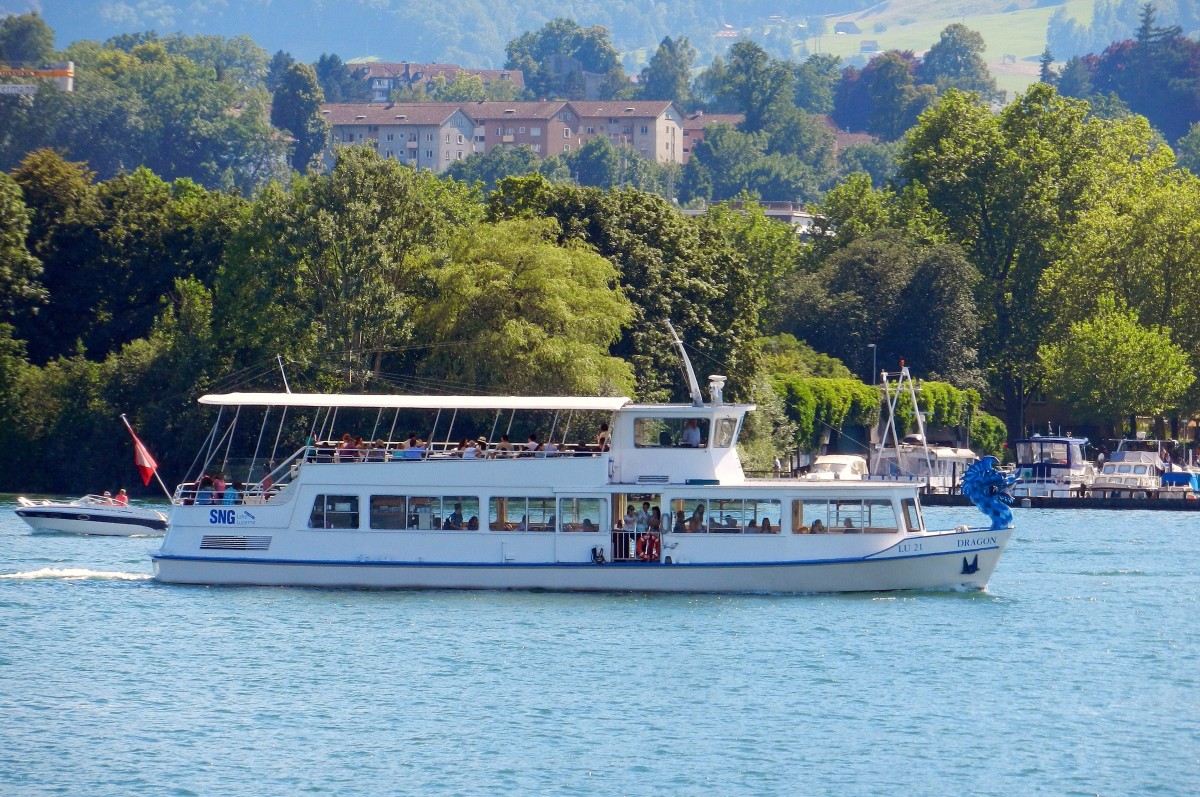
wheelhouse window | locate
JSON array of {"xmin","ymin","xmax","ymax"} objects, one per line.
[
  {"xmin": 633, "ymin": 417, "xmax": 710, "ymax": 448},
  {"xmin": 713, "ymin": 417, "xmax": 738, "ymax": 448},
  {"xmin": 309, "ymin": 495, "xmax": 359, "ymax": 529},
  {"xmin": 560, "ymin": 497, "xmax": 606, "ymax": 532},
  {"xmin": 901, "ymin": 498, "xmax": 922, "ymax": 532},
  {"xmin": 490, "ymin": 496, "xmax": 555, "ymax": 531}
]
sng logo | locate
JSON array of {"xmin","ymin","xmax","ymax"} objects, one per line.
[{"xmin": 208, "ymin": 509, "xmax": 257, "ymax": 526}]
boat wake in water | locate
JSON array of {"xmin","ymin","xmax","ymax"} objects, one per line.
[{"xmin": 0, "ymin": 567, "xmax": 151, "ymax": 581}]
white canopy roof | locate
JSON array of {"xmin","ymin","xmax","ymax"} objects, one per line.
[{"xmin": 198, "ymin": 392, "xmax": 631, "ymax": 412}]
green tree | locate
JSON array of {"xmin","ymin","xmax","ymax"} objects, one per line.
[
  {"xmin": 504, "ymin": 19, "xmax": 626, "ymax": 100},
  {"xmin": 0, "ymin": 12, "xmax": 55, "ymax": 65},
  {"xmin": 411, "ymin": 218, "xmax": 634, "ymax": 395},
  {"xmin": 271, "ymin": 62, "xmax": 328, "ymax": 171},
  {"xmin": 639, "ymin": 36, "xmax": 696, "ymax": 106},
  {"xmin": 716, "ymin": 40, "xmax": 794, "ymax": 132},
  {"xmin": 900, "ymin": 85, "xmax": 1165, "ymax": 439},
  {"xmin": 793, "ymin": 53, "xmax": 841, "ymax": 114},
  {"xmin": 218, "ymin": 146, "xmax": 482, "ymax": 383},
  {"xmin": 917, "ymin": 24, "xmax": 1002, "ymax": 101},
  {"xmin": 1040, "ymin": 295, "xmax": 1194, "ymax": 428},
  {"xmin": 313, "ymin": 53, "xmax": 369, "ymax": 102},
  {"xmin": 0, "ymin": 171, "xmax": 44, "ymax": 322}
]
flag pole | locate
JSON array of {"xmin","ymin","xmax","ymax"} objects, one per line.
[{"xmin": 120, "ymin": 414, "xmax": 174, "ymax": 502}]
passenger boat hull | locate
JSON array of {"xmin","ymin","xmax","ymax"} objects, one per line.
[{"xmin": 152, "ymin": 527, "xmax": 1010, "ymax": 593}]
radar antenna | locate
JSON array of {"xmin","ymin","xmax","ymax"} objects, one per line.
[{"xmin": 665, "ymin": 320, "xmax": 705, "ymax": 407}]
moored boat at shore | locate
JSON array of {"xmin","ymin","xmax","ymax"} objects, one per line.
[{"xmin": 152, "ymin": 370, "xmax": 1015, "ymax": 593}]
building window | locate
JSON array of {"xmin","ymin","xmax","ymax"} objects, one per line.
[
  {"xmin": 532, "ymin": 144, "xmax": 541, "ymax": 153},
  {"xmin": 385, "ymin": 149, "xmax": 392, "ymax": 157},
  {"xmin": 457, "ymin": 133, "xmax": 463, "ymax": 144},
  {"xmin": 496, "ymin": 127, "xmax": 503, "ymax": 136},
  {"xmin": 445, "ymin": 152, "xmax": 450, "ymax": 161},
  {"xmin": 518, "ymin": 126, "xmax": 525, "ymax": 133},
  {"xmin": 456, "ymin": 150, "xmax": 463, "ymax": 159},
  {"xmin": 531, "ymin": 127, "xmax": 541, "ymax": 136},
  {"xmin": 426, "ymin": 150, "xmax": 433, "ymax": 158},
  {"xmin": 445, "ymin": 133, "xmax": 450, "ymax": 143},
  {"xmin": 563, "ymin": 129, "xmax": 571, "ymax": 138},
  {"xmin": 564, "ymin": 144, "xmax": 570, "ymax": 153},
  {"xmin": 426, "ymin": 133, "xmax": 433, "ymax": 141},
  {"xmin": 368, "ymin": 125, "xmax": 378, "ymax": 132},
  {"xmin": 386, "ymin": 133, "xmax": 394, "ymax": 141}
]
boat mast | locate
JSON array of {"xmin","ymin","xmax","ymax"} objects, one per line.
[{"xmin": 665, "ymin": 320, "xmax": 705, "ymax": 408}]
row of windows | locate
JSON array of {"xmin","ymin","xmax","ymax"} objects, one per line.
[
  {"xmin": 310, "ymin": 494, "xmax": 605, "ymax": 532},
  {"xmin": 307, "ymin": 495, "xmax": 919, "ymax": 534},
  {"xmin": 495, "ymin": 126, "xmax": 543, "ymax": 136}
]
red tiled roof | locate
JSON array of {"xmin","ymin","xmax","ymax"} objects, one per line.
[
  {"xmin": 460, "ymin": 101, "xmax": 569, "ymax": 121},
  {"xmin": 568, "ymin": 100, "xmax": 674, "ymax": 117},
  {"xmin": 351, "ymin": 61, "xmax": 525, "ymax": 89},
  {"xmin": 320, "ymin": 103, "xmax": 469, "ymax": 126}
]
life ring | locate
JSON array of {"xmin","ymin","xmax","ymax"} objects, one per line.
[{"xmin": 636, "ymin": 533, "xmax": 660, "ymax": 561}]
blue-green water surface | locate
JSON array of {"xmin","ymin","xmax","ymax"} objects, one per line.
[{"xmin": 1, "ymin": 498, "xmax": 1197, "ymax": 796}]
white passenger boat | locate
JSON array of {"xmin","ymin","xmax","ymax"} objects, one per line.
[
  {"xmin": 152, "ymin": 372, "xmax": 1016, "ymax": 593},
  {"xmin": 16, "ymin": 495, "xmax": 168, "ymax": 536}
]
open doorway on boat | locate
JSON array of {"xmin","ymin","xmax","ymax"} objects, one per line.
[{"xmin": 611, "ymin": 492, "xmax": 663, "ymax": 562}]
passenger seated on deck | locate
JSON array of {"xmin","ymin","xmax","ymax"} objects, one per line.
[
  {"xmin": 673, "ymin": 510, "xmax": 687, "ymax": 533},
  {"xmin": 582, "ymin": 518, "xmax": 596, "ymax": 532},
  {"xmin": 524, "ymin": 433, "xmax": 539, "ymax": 456},
  {"xmin": 688, "ymin": 504, "xmax": 707, "ymax": 533},
  {"xmin": 115, "ymin": 489, "xmax": 129, "ymax": 506},
  {"xmin": 496, "ymin": 434, "xmax": 514, "ymax": 458},
  {"xmin": 516, "ymin": 515, "xmax": 529, "ymax": 531},
  {"xmin": 746, "ymin": 519, "xmax": 757, "ymax": 533},
  {"xmin": 467, "ymin": 516, "xmax": 479, "ymax": 530},
  {"xmin": 810, "ymin": 519, "xmax": 825, "ymax": 534},
  {"xmin": 195, "ymin": 476, "xmax": 215, "ymax": 506},
  {"xmin": 760, "ymin": 518, "xmax": 773, "ymax": 534}
]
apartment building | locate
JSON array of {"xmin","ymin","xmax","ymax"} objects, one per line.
[
  {"xmin": 464, "ymin": 101, "xmax": 580, "ymax": 157},
  {"xmin": 321, "ymin": 103, "xmax": 476, "ymax": 172},
  {"xmin": 568, "ymin": 101, "xmax": 686, "ymax": 164}
]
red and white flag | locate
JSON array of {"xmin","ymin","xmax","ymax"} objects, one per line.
[{"xmin": 121, "ymin": 415, "xmax": 158, "ymax": 486}]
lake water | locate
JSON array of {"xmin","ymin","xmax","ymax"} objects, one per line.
[{"xmin": 1, "ymin": 496, "xmax": 1197, "ymax": 796}]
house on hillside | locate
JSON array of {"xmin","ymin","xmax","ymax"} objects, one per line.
[
  {"xmin": 350, "ymin": 61, "xmax": 525, "ymax": 102},
  {"xmin": 321, "ymin": 103, "xmax": 476, "ymax": 172},
  {"xmin": 834, "ymin": 22, "xmax": 861, "ymax": 35}
]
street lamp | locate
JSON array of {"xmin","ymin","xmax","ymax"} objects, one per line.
[{"xmin": 867, "ymin": 343, "xmax": 877, "ymax": 385}]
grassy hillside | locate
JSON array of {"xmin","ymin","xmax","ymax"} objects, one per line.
[{"xmin": 813, "ymin": 0, "xmax": 1097, "ymax": 96}]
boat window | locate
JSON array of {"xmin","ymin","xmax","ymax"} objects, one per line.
[
  {"xmin": 669, "ymin": 497, "xmax": 711, "ymax": 532},
  {"xmin": 370, "ymin": 495, "xmax": 407, "ymax": 529},
  {"xmin": 713, "ymin": 418, "xmax": 738, "ymax": 448},
  {"xmin": 901, "ymin": 497, "xmax": 922, "ymax": 532},
  {"xmin": 748, "ymin": 499, "xmax": 781, "ymax": 533},
  {"xmin": 408, "ymin": 496, "xmax": 442, "ymax": 529},
  {"xmin": 309, "ymin": 495, "xmax": 360, "ymax": 529},
  {"xmin": 491, "ymin": 496, "xmax": 555, "ymax": 531},
  {"xmin": 560, "ymin": 497, "xmax": 606, "ymax": 532},
  {"xmin": 440, "ymin": 497, "xmax": 480, "ymax": 530},
  {"xmin": 633, "ymin": 417, "xmax": 710, "ymax": 448},
  {"xmin": 1042, "ymin": 443, "xmax": 1068, "ymax": 463},
  {"xmin": 793, "ymin": 499, "xmax": 898, "ymax": 534},
  {"xmin": 1016, "ymin": 442, "xmax": 1035, "ymax": 463},
  {"xmin": 1103, "ymin": 465, "xmax": 1116, "ymax": 474},
  {"xmin": 1133, "ymin": 465, "xmax": 1147, "ymax": 475}
]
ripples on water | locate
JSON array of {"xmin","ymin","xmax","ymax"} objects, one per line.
[{"xmin": 0, "ymin": 499, "xmax": 1197, "ymax": 796}]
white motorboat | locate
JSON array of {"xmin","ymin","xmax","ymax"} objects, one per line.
[
  {"xmin": 1011, "ymin": 435, "xmax": 1095, "ymax": 498},
  {"xmin": 16, "ymin": 495, "xmax": 168, "ymax": 536},
  {"xmin": 805, "ymin": 454, "xmax": 868, "ymax": 480},
  {"xmin": 152, "ymin": 365, "xmax": 1015, "ymax": 593}
]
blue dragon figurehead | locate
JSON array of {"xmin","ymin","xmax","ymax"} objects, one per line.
[{"xmin": 960, "ymin": 456, "xmax": 1018, "ymax": 531}]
